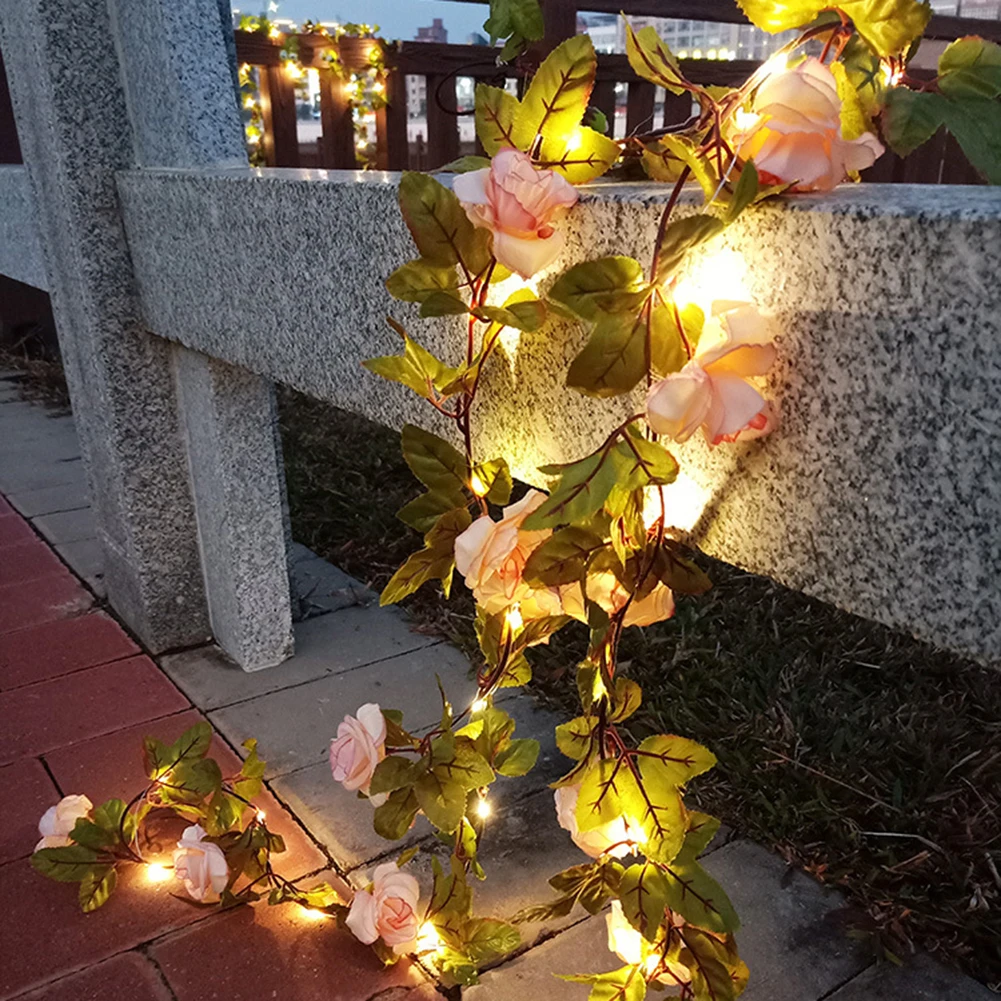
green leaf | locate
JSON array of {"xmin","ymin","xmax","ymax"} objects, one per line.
[
  {"xmin": 160, "ymin": 757, "xmax": 223, "ymax": 805},
  {"xmin": 522, "ymin": 445, "xmax": 626, "ymax": 530},
  {"xmin": 523, "ymin": 525, "xmax": 605, "ymax": 586},
  {"xmin": 460, "ymin": 917, "xmax": 521, "ymax": 964},
  {"xmin": 663, "ymin": 820, "xmax": 740, "ymax": 934},
  {"xmin": 609, "ymin": 677, "xmax": 642, "ymax": 723},
  {"xmin": 69, "ymin": 818, "xmax": 117, "ymax": 851},
  {"xmin": 380, "ymin": 506, "xmax": 471, "ymax": 605},
  {"xmin": 397, "ymin": 491, "xmax": 464, "ymax": 533},
  {"xmin": 471, "ymin": 457, "xmax": 512, "ymax": 505},
  {"xmin": 436, "ymin": 155, "xmax": 493, "ymax": 173},
  {"xmin": 401, "ymin": 424, "xmax": 468, "ymax": 498},
  {"xmin": 614, "ymin": 430, "xmax": 680, "ymax": 492},
  {"xmin": 654, "ymin": 541, "xmax": 712, "ymax": 595},
  {"xmin": 548, "ymin": 256, "xmax": 647, "ymax": 321},
  {"xmin": 511, "ymin": 35, "xmax": 597, "ymax": 151},
  {"xmin": 474, "ymin": 297, "xmax": 547, "ymax": 333},
  {"xmin": 638, "ymin": 734, "xmax": 716, "ymax": 786},
  {"xmin": 642, "ymin": 135, "xmax": 718, "ymax": 201},
  {"xmin": 625, "ymin": 21, "xmax": 686, "ymax": 95},
  {"xmin": 537, "ymin": 125, "xmax": 621, "ymax": 184},
  {"xmin": 435, "ymin": 742, "xmax": 495, "ymax": 790},
  {"xmin": 79, "ymin": 866, "xmax": 117, "ymax": 912},
  {"xmin": 233, "ymin": 737, "xmax": 266, "ymax": 803},
  {"xmin": 420, "ymin": 290, "xmax": 470, "ymax": 318},
  {"xmin": 568, "ymin": 305, "xmax": 649, "ymax": 398},
  {"xmin": 882, "ymin": 86, "xmax": 947, "ymax": 156},
  {"xmin": 938, "ymin": 37, "xmax": 1001, "ymax": 99},
  {"xmin": 738, "ymin": 0, "xmax": 930, "ymax": 57},
  {"xmin": 561, "ymin": 965, "xmax": 647, "ymax": 1001},
  {"xmin": 680, "ymin": 927, "xmax": 748, "ymax": 1001},
  {"xmin": 397, "ymin": 172, "xmax": 491, "ymax": 277},
  {"xmin": 555, "ymin": 715, "xmax": 594, "ymax": 760},
  {"xmin": 415, "ymin": 771, "xmax": 466, "ymax": 832},
  {"xmin": 204, "ymin": 790, "xmax": 243, "ymax": 836},
  {"xmin": 654, "ymin": 214, "xmax": 725, "ymax": 284},
  {"xmin": 939, "ymin": 94, "xmax": 1001, "ymax": 184},
  {"xmin": 725, "ymin": 160, "xmax": 760, "ymax": 221},
  {"xmin": 655, "ymin": 298, "xmax": 701, "ymax": 375},
  {"xmin": 385, "ymin": 258, "xmax": 459, "ymax": 303},
  {"xmin": 619, "ymin": 862, "xmax": 670, "ymax": 939},
  {"xmin": 364, "ymin": 331, "xmax": 459, "ymax": 402},
  {"xmin": 494, "ymin": 738, "xmax": 540, "ymax": 776},
  {"xmin": 142, "ymin": 721, "xmax": 212, "ymax": 780},
  {"xmin": 370, "ymin": 755, "xmax": 420, "ymax": 796},
  {"xmin": 373, "ymin": 787, "xmax": 420, "ymax": 840},
  {"xmin": 31, "ymin": 844, "xmax": 102, "ymax": 882},
  {"xmin": 475, "ymin": 84, "xmax": 521, "ymax": 155}
]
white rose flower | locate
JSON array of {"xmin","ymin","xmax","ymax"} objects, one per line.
[
  {"xmin": 35, "ymin": 794, "xmax": 93, "ymax": 852},
  {"xmin": 172, "ymin": 824, "xmax": 229, "ymax": 902}
]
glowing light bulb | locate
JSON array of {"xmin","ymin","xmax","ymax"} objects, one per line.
[
  {"xmin": 475, "ymin": 797, "xmax": 491, "ymax": 819},
  {"xmin": 417, "ymin": 922, "xmax": 442, "ymax": 952},
  {"xmin": 677, "ymin": 50, "xmax": 688, "ymax": 59},
  {"xmin": 471, "ymin": 698, "xmax": 487, "ymax": 713},
  {"xmin": 505, "ymin": 605, "xmax": 523, "ymax": 632},
  {"xmin": 269, "ymin": 25, "xmax": 282, "ymax": 39},
  {"xmin": 373, "ymin": 80, "xmax": 385, "ymax": 94},
  {"xmin": 565, "ymin": 127, "xmax": 584, "ymax": 153},
  {"xmin": 469, "ymin": 473, "xmax": 488, "ymax": 497},
  {"xmin": 299, "ymin": 906, "xmax": 329, "ymax": 922},
  {"xmin": 256, "ymin": 809, "xmax": 266, "ymax": 822},
  {"xmin": 707, "ymin": 48, "xmax": 717, "ymax": 60},
  {"xmin": 759, "ymin": 52, "xmax": 788, "ymax": 80},
  {"xmin": 146, "ymin": 863, "xmax": 171, "ymax": 883},
  {"xmin": 881, "ymin": 63, "xmax": 903, "ymax": 87},
  {"xmin": 692, "ymin": 49, "xmax": 702, "ymax": 59},
  {"xmin": 644, "ymin": 954, "xmax": 661, "ymax": 976}
]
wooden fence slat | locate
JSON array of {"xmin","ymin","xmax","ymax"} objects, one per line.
[
  {"xmin": 591, "ymin": 80, "xmax": 617, "ymax": 137},
  {"xmin": 318, "ymin": 68, "xmax": 356, "ymax": 169},
  {"xmin": 662, "ymin": 91, "xmax": 694, "ymax": 129},
  {"xmin": 626, "ymin": 80, "xmax": 656, "ymax": 136},
  {"xmin": 259, "ymin": 64, "xmax": 300, "ymax": 167},
  {"xmin": 426, "ymin": 74, "xmax": 460, "ymax": 169},
  {"xmin": 377, "ymin": 67, "xmax": 409, "ymax": 170}
]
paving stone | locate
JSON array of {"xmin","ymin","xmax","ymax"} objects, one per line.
[
  {"xmin": 0, "ymin": 537, "xmax": 67, "ymax": 586},
  {"xmin": 0, "ymin": 514, "xmax": 33, "ymax": 548},
  {"xmin": 85, "ymin": 573, "xmax": 107, "ymax": 598},
  {"xmin": 0, "ymin": 855, "xmax": 217, "ymax": 1000},
  {"xmin": 160, "ymin": 606, "xmax": 439, "ymax": 711},
  {"xmin": 6, "ymin": 481, "xmax": 90, "ymax": 517},
  {"xmin": 825, "ymin": 953, "xmax": 995, "ymax": 1000},
  {"xmin": 464, "ymin": 911, "xmax": 607, "ymax": 1000},
  {"xmin": 15, "ymin": 952, "xmax": 174, "ymax": 1001},
  {"xmin": 33, "ymin": 506, "xmax": 96, "ymax": 545},
  {"xmin": 0, "ymin": 572, "xmax": 93, "ymax": 633},
  {"xmin": 0, "ymin": 656, "xmax": 190, "ymax": 764},
  {"xmin": 0, "ymin": 436, "xmax": 82, "ymax": 463},
  {"xmin": 399, "ymin": 787, "xmax": 589, "ymax": 949},
  {"xmin": 209, "ymin": 641, "xmax": 477, "ymax": 779},
  {"xmin": 701, "ymin": 839, "xmax": 870, "ymax": 1001},
  {"xmin": 55, "ymin": 537, "xmax": 104, "ymax": 579},
  {"xmin": 0, "ymin": 757, "xmax": 60, "ymax": 865},
  {"xmin": 0, "ymin": 456, "xmax": 86, "ymax": 495},
  {"xmin": 44, "ymin": 708, "xmax": 328, "ymax": 881},
  {"xmin": 0, "ymin": 610, "xmax": 139, "ymax": 690},
  {"xmin": 151, "ymin": 872, "xmax": 428, "ymax": 1001},
  {"xmin": 272, "ymin": 760, "xmax": 433, "ymax": 871},
  {"xmin": 290, "ymin": 551, "xmax": 376, "ymax": 619}
]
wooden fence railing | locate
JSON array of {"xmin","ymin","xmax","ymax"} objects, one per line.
[{"xmin": 235, "ymin": 0, "xmax": 1000, "ymax": 184}]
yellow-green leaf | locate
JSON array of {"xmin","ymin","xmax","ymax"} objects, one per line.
[
  {"xmin": 538, "ymin": 125, "xmax": 620, "ymax": 183},
  {"xmin": 511, "ymin": 34, "xmax": 596, "ymax": 152},
  {"xmin": 625, "ymin": 21, "xmax": 686, "ymax": 95},
  {"xmin": 830, "ymin": 61, "xmax": 875, "ymax": 141},
  {"xmin": 938, "ymin": 36, "xmax": 1001, "ymax": 99},
  {"xmin": 475, "ymin": 83, "xmax": 521, "ymax": 155}
]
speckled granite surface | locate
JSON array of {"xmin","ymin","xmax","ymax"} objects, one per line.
[
  {"xmin": 116, "ymin": 169, "xmax": 1001, "ymax": 665},
  {"xmin": 0, "ymin": 166, "xmax": 48, "ymax": 291}
]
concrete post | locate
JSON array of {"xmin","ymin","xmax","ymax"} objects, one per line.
[{"xmin": 0, "ymin": 0, "xmax": 293, "ymax": 668}]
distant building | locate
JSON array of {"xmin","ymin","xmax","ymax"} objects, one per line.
[
  {"xmin": 414, "ymin": 18, "xmax": 447, "ymax": 44},
  {"xmin": 467, "ymin": 31, "xmax": 490, "ymax": 46}
]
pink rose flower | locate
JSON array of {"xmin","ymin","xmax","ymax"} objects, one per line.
[
  {"xmin": 606, "ymin": 900, "xmax": 692, "ymax": 984},
  {"xmin": 35, "ymin": 794, "xmax": 93, "ymax": 852},
  {"xmin": 172, "ymin": 824, "xmax": 229, "ymax": 902},
  {"xmin": 560, "ymin": 571, "xmax": 675, "ymax": 628},
  {"xmin": 732, "ymin": 56, "xmax": 883, "ymax": 192},
  {"xmin": 554, "ymin": 784, "xmax": 646, "ymax": 859},
  {"xmin": 454, "ymin": 490, "xmax": 563, "ymax": 620},
  {"xmin": 646, "ymin": 301, "xmax": 777, "ymax": 446},
  {"xmin": 330, "ymin": 703, "xmax": 387, "ymax": 801},
  {"xmin": 453, "ymin": 148, "xmax": 578, "ymax": 278},
  {"xmin": 346, "ymin": 862, "xmax": 421, "ymax": 955}
]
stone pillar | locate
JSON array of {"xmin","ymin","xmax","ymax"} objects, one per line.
[{"xmin": 0, "ymin": 0, "xmax": 293, "ymax": 668}]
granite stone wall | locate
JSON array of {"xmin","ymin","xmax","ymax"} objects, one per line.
[
  {"xmin": 0, "ymin": 166, "xmax": 47, "ymax": 291},
  {"xmin": 116, "ymin": 169, "xmax": 1001, "ymax": 666}
]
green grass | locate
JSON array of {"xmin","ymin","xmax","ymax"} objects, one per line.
[{"xmin": 279, "ymin": 386, "xmax": 1001, "ymax": 989}]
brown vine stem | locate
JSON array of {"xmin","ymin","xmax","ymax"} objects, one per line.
[{"xmin": 650, "ymin": 165, "xmax": 692, "ymax": 282}]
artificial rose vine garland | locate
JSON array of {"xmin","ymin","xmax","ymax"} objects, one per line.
[{"xmin": 31, "ymin": 3, "xmax": 1001, "ymax": 998}]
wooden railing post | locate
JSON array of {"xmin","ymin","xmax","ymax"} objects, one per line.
[
  {"xmin": 626, "ymin": 80, "xmax": 656, "ymax": 136},
  {"xmin": 377, "ymin": 45, "xmax": 409, "ymax": 170},
  {"xmin": 426, "ymin": 73, "xmax": 459, "ymax": 169},
  {"xmin": 591, "ymin": 79, "xmax": 618, "ymax": 138},
  {"xmin": 318, "ymin": 67, "xmax": 356, "ymax": 168},
  {"xmin": 259, "ymin": 63, "xmax": 299, "ymax": 167}
]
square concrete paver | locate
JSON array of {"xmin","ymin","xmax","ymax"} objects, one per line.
[
  {"xmin": 208, "ymin": 640, "xmax": 477, "ymax": 779},
  {"xmin": 150, "ymin": 873, "xmax": 429, "ymax": 1001},
  {"xmin": 0, "ymin": 455, "xmax": 86, "ymax": 495},
  {"xmin": 15, "ymin": 952, "xmax": 174, "ymax": 1001},
  {"xmin": 55, "ymin": 537, "xmax": 103, "ymax": 580},
  {"xmin": 0, "ymin": 537, "xmax": 67, "ymax": 587},
  {"xmin": 0, "ymin": 757, "xmax": 60, "ymax": 865},
  {"xmin": 826, "ymin": 953, "xmax": 996, "ymax": 1000},
  {"xmin": 6, "ymin": 481, "xmax": 90, "ymax": 517},
  {"xmin": 161, "ymin": 606, "xmax": 439, "ymax": 711},
  {"xmin": 33, "ymin": 506, "xmax": 96, "ymax": 545},
  {"xmin": 0, "ymin": 610, "xmax": 139, "ymax": 690},
  {"xmin": 0, "ymin": 655, "xmax": 189, "ymax": 764},
  {"xmin": 0, "ymin": 571, "xmax": 93, "ymax": 633}
]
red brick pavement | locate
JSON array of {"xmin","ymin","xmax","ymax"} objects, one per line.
[{"xmin": 0, "ymin": 496, "xmax": 435, "ymax": 1001}]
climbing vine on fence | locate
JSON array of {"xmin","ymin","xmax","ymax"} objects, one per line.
[{"xmin": 30, "ymin": 1, "xmax": 1001, "ymax": 998}]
